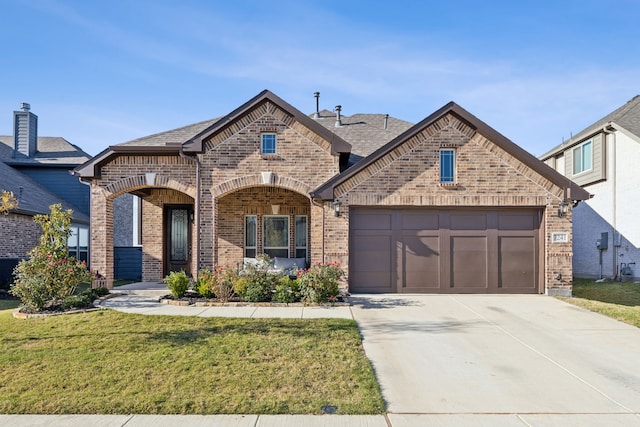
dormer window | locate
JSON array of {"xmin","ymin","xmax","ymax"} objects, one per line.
[{"xmin": 261, "ymin": 133, "xmax": 277, "ymax": 155}]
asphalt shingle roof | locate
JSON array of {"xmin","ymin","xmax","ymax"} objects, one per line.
[
  {"xmin": 117, "ymin": 118, "xmax": 221, "ymax": 147},
  {"xmin": 0, "ymin": 136, "xmax": 91, "ymax": 165},
  {"xmin": 310, "ymin": 110, "xmax": 414, "ymax": 164}
]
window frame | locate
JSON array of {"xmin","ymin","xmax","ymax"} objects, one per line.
[
  {"xmin": 439, "ymin": 148, "xmax": 456, "ymax": 184},
  {"xmin": 294, "ymin": 215, "xmax": 308, "ymax": 260},
  {"xmin": 261, "ymin": 133, "xmax": 277, "ymax": 155},
  {"xmin": 67, "ymin": 225, "xmax": 89, "ymax": 263},
  {"xmin": 262, "ymin": 215, "xmax": 289, "ymax": 258},
  {"xmin": 572, "ymin": 140, "xmax": 593, "ymax": 175},
  {"xmin": 244, "ymin": 215, "xmax": 257, "ymax": 258}
]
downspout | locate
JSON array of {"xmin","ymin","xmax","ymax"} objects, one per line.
[
  {"xmin": 179, "ymin": 150, "xmax": 201, "ymax": 273},
  {"xmin": 603, "ymin": 123, "xmax": 616, "ymax": 279}
]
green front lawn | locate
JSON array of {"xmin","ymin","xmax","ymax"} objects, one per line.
[
  {"xmin": 559, "ymin": 279, "xmax": 640, "ymax": 328},
  {"xmin": 0, "ymin": 308, "xmax": 384, "ymax": 414}
]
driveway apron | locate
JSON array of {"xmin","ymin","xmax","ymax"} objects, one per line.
[{"xmin": 350, "ymin": 294, "xmax": 640, "ymax": 416}]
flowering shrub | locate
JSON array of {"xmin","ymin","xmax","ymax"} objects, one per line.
[
  {"xmin": 272, "ymin": 276, "xmax": 300, "ymax": 303},
  {"xmin": 239, "ymin": 255, "xmax": 278, "ymax": 302},
  {"xmin": 11, "ymin": 204, "xmax": 94, "ymax": 311},
  {"xmin": 195, "ymin": 269, "xmax": 216, "ymax": 298},
  {"xmin": 298, "ymin": 261, "xmax": 344, "ymax": 304}
]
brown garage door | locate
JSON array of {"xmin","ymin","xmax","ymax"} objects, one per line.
[{"xmin": 350, "ymin": 208, "xmax": 542, "ymax": 294}]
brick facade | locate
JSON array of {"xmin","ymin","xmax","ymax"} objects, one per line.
[
  {"xmin": 0, "ymin": 213, "xmax": 41, "ymax": 258},
  {"xmin": 85, "ymin": 96, "xmax": 578, "ymax": 294},
  {"xmin": 325, "ymin": 114, "xmax": 573, "ymax": 294}
]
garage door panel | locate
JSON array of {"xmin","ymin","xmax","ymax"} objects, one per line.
[
  {"xmin": 400, "ymin": 234, "xmax": 440, "ymax": 290},
  {"xmin": 450, "ymin": 235, "xmax": 488, "ymax": 290},
  {"xmin": 402, "ymin": 213, "xmax": 439, "ymax": 230},
  {"xmin": 498, "ymin": 236, "xmax": 537, "ymax": 290},
  {"xmin": 350, "ymin": 208, "xmax": 540, "ymax": 294},
  {"xmin": 450, "ymin": 213, "xmax": 488, "ymax": 230},
  {"xmin": 351, "ymin": 234, "xmax": 393, "ymax": 292}
]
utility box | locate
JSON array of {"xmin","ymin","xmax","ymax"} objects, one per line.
[{"xmin": 597, "ymin": 232, "xmax": 608, "ymax": 250}]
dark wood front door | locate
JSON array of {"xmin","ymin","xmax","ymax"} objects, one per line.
[{"xmin": 165, "ymin": 205, "xmax": 192, "ymax": 276}]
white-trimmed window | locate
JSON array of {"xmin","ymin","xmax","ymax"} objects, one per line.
[
  {"xmin": 295, "ymin": 215, "xmax": 308, "ymax": 260},
  {"xmin": 572, "ymin": 140, "xmax": 592, "ymax": 175},
  {"xmin": 245, "ymin": 215, "xmax": 257, "ymax": 258},
  {"xmin": 68, "ymin": 225, "xmax": 89, "ymax": 263},
  {"xmin": 440, "ymin": 149, "xmax": 455, "ymax": 183},
  {"xmin": 263, "ymin": 215, "xmax": 289, "ymax": 258},
  {"xmin": 261, "ymin": 133, "xmax": 277, "ymax": 155}
]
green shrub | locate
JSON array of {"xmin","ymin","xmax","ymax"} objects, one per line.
[
  {"xmin": 62, "ymin": 294, "xmax": 92, "ymax": 310},
  {"xmin": 11, "ymin": 204, "xmax": 94, "ymax": 311},
  {"xmin": 298, "ymin": 261, "xmax": 344, "ymax": 304},
  {"xmin": 163, "ymin": 270, "xmax": 191, "ymax": 298},
  {"xmin": 92, "ymin": 286, "xmax": 110, "ymax": 297},
  {"xmin": 239, "ymin": 255, "xmax": 277, "ymax": 302},
  {"xmin": 272, "ymin": 276, "xmax": 301, "ymax": 303},
  {"xmin": 195, "ymin": 269, "xmax": 216, "ymax": 298},
  {"xmin": 233, "ymin": 277, "xmax": 249, "ymax": 297}
]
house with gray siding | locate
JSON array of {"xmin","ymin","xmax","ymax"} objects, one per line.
[
  {"xmin": 540, "ymin": 95, "xmax": 640, "ymax": 281},
  {"xmin": 0, "ymin": 103, "xmax": 91, "ymax": 286}
]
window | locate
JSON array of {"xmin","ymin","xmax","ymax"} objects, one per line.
[
  {"xmin": 68, "ymin": 225, "xmax": 89, "ymax": 263},
  {"xmin": 572, "ymin": 140, "xmax": 592, "ymax": 175},
  {"xmin": 263, "ymin": 215, "xmax": 289, "ymax": 258},
  {"xmin": 261, "ymin": 133, "xmax": 277, "ymax": 155},
  {"xmin": 245, "ymin": 215, "xmax": 257, "ymax": 258},
  {"xmin": 440, "ymin": 149, "xmax": 455, "ymax": 183},
  {"xmin": 295, "ymin": 215, "xmax": 308, "ymax": 259}
]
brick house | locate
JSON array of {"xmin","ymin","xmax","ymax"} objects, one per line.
[{"xmin": 74, "ymin": 90, "xmax": 588, "ymax": 295}]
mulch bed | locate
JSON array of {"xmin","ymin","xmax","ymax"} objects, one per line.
[{"xmin": 160, "ymin": 292, "xmax": 349, "ymax": 307}]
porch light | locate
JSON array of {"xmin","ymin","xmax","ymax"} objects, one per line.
[
  {"xmin": 333, "ymin": 199, "xmax": 342, "ymax": 217},
  {"xmin": 557, "ymin": 200, "xmax": 569, "ymax": 218}
]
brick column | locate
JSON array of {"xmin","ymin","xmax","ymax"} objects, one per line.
[
  {"xmin": 309, "ymin": 201, "xmax": 325, "ymax": 265},
  {"xmin": 90, "ymin": 186, "xmax": 114, "ymax": 288}
]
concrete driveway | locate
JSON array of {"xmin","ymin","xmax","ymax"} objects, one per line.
[{"xmin": 351, "ymin": 294, "xmax": 640, "ymax": 426}]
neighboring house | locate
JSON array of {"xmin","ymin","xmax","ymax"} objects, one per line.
[
  {"xmin": 75, "ymin": 90, "xmax": 588, "ymax": 295},
  {"xmin": 540, "ymin": 95, "xmax": 640, "ymax": 281},
  {"xmin": 0, "ymin": 103, "xmax": 91, "ymax": 286}
]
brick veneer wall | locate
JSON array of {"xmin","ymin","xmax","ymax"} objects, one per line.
[
  {"xmin": 329, "ymin": 114, "xmax": 573, "ymax": 294},
  {"xmin": 88, "ymin": 101, "xmax": 340, "ymax": 282},
  {"xmin": 0, "ymin": 213, "xmax": 40, "ymax": 258},
  {"xmin": 216, "ymin": 187, "xmax": 310, "ymax": 267}
]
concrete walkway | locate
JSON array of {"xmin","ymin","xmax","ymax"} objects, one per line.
[{"xmin": 6, "ymin": 291, "xmax": 640, "ymax": 426}]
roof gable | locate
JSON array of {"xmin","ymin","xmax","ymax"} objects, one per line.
[
  {"xmin": 183, "ymin": 90, "xmax": 351, "ymax": 155},
  {"xmin": 311, "ymin": 102, "xmax": 590, "ymax": 202}
]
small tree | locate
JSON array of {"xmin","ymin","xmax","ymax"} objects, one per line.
[
  {"xmin": 0, "ymin": 190, "xmax": 18, "ymax": 214},
  {"xmin": 11, "ymin": 204, "xmax": 94, "ymax": 311}
]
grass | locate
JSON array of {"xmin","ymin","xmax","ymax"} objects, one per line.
[
  {"xmin": 0, "ymin": 308, "xmax": 384, "ymax": 415},
  {"xmin": 558, "ymin": 278, "xmax": 640, "ymax": 328}
]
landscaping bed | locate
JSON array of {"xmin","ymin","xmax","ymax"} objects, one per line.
[{"xmin": 159, "ymin": 291, "xmax": 349, "ymax": 307}]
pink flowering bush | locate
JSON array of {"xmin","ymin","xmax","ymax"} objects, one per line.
[
  {"xmin": 298, "ymin": 261, "xmax": 344, "ymax": 304},
  {"xmin": 11, "ymin": 204, "xmax": 94, "ymax": 311}
]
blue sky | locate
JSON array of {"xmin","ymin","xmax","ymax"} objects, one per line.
[{"xmin": 1, "ymin": 0, "xmax": 638, "ymax": 156}]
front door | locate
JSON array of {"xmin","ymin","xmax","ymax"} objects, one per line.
[{"xmin": 165, "ymin": 205, "xmax": 192, "ymax": 276}]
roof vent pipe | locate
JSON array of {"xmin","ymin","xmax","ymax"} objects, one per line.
[
  {"xmin": 384, "ymin": 114, "xmax": 389, "ymax": 130},
  {"xmin": 334, "ymin": 105, "xmax": 342, "ymax": 127},
  {"xmin": 314, "ymin": 92, "xmax": 320, "ymax": 118}
]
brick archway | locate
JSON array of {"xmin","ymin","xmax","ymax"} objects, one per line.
[
  {"xmin": 210, "ymin": 173, "xmax": 312, "ymax": 199},
  {"xmin": 104, "ymin": 174, "xmax": 196, "ymax": 199}
]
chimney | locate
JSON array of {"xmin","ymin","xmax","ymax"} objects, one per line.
[
  {"xmin": 313, "ymin": 92, "xmax": 320, "ymax": 119},
  {"xmin": 384, "ymin": 114, "xmax": 389, "ymax": 130},
  {"xmin": 13, "ymin": 102, "xmax": 38, "ymax": 157},
  {"xmin": 334, "ymin": 105, "xmax": 342, "ymax": 127}
]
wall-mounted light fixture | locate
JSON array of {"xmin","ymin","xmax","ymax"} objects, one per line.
[
  {"xmin": 557, "ymin": 200, "xmax": 569, "ymax": 218},
  {"xmin": 333, "ymin": 199, "xmax": 342, "ymax": 217}
]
